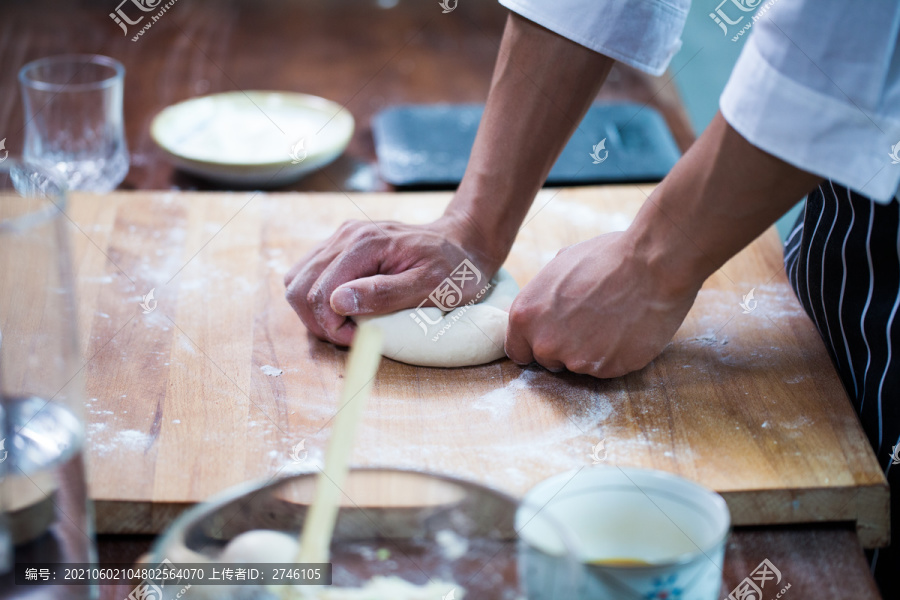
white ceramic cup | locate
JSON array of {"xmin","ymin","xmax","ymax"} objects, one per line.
[{"xmin": 517, "ymin": 467, "xmax": 731, "ymax": 600}]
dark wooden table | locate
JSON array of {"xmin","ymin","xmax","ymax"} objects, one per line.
[
  {"xmin": 1, "ymin": 0, "xmax": 694, "ymax": 193},
  {"xmin": 97, "ymin": 525, "xmax": 881, "ymax": 599},
  {"xmin": 0, "ymin": 1, "xmax": 883, "ymax": 599}
]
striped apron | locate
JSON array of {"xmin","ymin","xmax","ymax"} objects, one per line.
[{"xmin": 784, "ymin": 181, "xmax": 900, "ymax": 595}]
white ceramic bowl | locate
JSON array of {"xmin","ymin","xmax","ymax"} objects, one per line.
[
  {"xmin": 517, "ymin": 467, "xmax": 731, "ymax": 600},
  {"xmin": 150, "ymin": 91, "xmax": 354, "ymax": 187}
]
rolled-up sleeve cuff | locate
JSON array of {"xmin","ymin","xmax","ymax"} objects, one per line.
[
  {"xmin": 721, "ymin": 39, "xmax": 900, "ymax": 204},
  {"xmin": 498, "ymin": 0, "xmax": 688, "ymax": 77}
]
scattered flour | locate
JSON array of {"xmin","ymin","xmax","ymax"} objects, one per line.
[
  {"xmin": 84, "ymin": 275, "xmax": 114, "ymax": 284},
  {"xmin": 470, "ymin": 368, "xmax": 541, "ymax": 416},
  {"xmin": 344, "ymin": 367, "xmax": 629, "ymax": 493},
  {"xmin": 783, "ymin": 416, "xmax": 813, "ymax": 430},
  {"xmin": 260, "ymin": 365, "xmax": 283, "ymax": 377},
  {"xmin": 90, "ymin": 429, "xmax": 153, "ymax": 455}
]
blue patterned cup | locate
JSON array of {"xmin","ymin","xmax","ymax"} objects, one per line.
[{"xmin": 517, "ymin": 467, "xmax": 731, "ymax": 600}]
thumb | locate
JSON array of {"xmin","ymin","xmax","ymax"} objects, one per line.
[{"xmin": 330, "ymin": 269, "xmax": 434, "ymax": 316}]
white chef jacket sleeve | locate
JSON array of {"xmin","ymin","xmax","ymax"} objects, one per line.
[
  {"xmin": 498, "ymin": 0, "xmax": 690, "ymax": 76},
  {"xmin": 720, "ymin": 0, "xmax": 900, "ymax": 203}
]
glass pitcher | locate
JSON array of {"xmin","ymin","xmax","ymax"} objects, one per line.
[{"xmin": 0, "ymin": 160, "xmax": 97, "ymax": 599}]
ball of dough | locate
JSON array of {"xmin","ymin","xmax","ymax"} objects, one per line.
[
  {"xmin": 219, "ymin": 529, "xmax": 299, "ymax": 562},
  {"xmin": 354, "ymin": 268, "xmax": 519, "ymax": 367}
]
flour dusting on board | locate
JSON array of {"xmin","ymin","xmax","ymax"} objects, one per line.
[
  {"xmin": 351, "ymin": 366, "xmax": 629, "ymax": 492},
  {"xmin": 90, "ymin": 429, "xmax": 153, "ymax": 455},
  {"xmin": 241, "ymin": 365, "xmax": 635, "ymax": 493},
  {"xmin": 260, "ymin": 365, "xmax": 283, "ymax": 377},
  {"xmin": 471, "ymin": 368, "xmax": 541, "ymax": 416}
]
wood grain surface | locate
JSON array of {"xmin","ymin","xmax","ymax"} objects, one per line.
[
  {"xmin": 64, "ymin": 186, "xmax": 888, "ymax": 546},
  {"xmin": 0, "ymin": 0, "xmax": 694, "ymax": 193}
]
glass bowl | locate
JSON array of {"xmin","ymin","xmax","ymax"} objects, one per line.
[{"xmin": 149, "ymin": 468, "xmax": 577, "ymax": 599}]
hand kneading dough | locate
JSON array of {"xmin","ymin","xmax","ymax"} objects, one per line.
[{"xmin": 354, "ymin": 268, "xmax": 519, "ymax": 367}]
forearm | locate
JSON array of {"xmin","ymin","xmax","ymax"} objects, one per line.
[
  {"xmin": 445, "ymin": 12, "xmax": 614, "ymax": 269},
  {"xmin": 629, "ymin": 112, "xmax": 824, "ymax": 296}
]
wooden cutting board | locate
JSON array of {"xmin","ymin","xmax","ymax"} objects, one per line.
[{"xmin": 65, "ymin": 187, "xmax": 888, "ymax": 546}]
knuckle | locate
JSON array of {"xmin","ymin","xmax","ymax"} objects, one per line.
[
  {"xmin": 286, "ymin": 272, "xmax": 311, "ymax": 302},
  {"xmin": 531, "ymin": 343, "xmax": 558, "ymax": 365},
  {"xmin": 507, "ymin": 301, "xmax": 533, "ymax": 329},
  {"xmin": 597, "ymin": 360, "xmax": 629, "ymax": 379},
  {"xmin": 336, "ymin": 219, "xmax": 365, "ymax": 239},
  {"xmin": 566, "ymin": 358, "xmax": 593, "ymax": 374},
  {"xmin": 306, "ymin": 284, "xmax": 325, "ymax": 306},
  {"xmin": 347, "ymin": 228, "xmax": 368, "ymax": 245},
  {"xmin": 349, "ymin": 225, "xmax": 384, "ymax": 248},
  {"xmin": 335, "ymin": 221, "xmax": 354, "ymax": 236}
]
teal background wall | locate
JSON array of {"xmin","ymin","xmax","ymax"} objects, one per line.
[{"xmin": 668, "ymin": 1, "xmax": 804, "ymax": 241}]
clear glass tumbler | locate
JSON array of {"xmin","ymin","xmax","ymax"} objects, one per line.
[
  {"xmin": 0, "ymin": 160, "xmax": 98, "ymax": 599},
  {"xmin": 19, "ymin": 54, "xmax": 129, "ymax": 192}
]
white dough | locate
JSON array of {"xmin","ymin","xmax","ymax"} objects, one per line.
[
  {"xmin": 214, "ymin": 531, "xmax": 463, "ymax": 600},
  {"xmin": 219, "ymin": 529, "xmax": 300, "ymax": 563},
  {"xmin": 354, "ymin": 268, "xmax": 519, "ymax": 368}
]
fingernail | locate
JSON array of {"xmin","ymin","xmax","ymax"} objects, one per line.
[{"xmin": 331, "ymin": 287, "xmax": 360, "ymax": 315}]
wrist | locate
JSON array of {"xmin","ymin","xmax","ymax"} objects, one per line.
[
  {"xmin": 625, "ymin": 201, "xmax": 712, "ymax": 302},
  {"xmin": 434, "ymin": 209, "xmax": 510, "ymax": 276}
]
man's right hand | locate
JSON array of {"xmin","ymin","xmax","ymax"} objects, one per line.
[
  {"xmin": 283, "ymin": 215, "xmax": 500, "ymax": 347},
  {"xmin": 285, "ymin": 11, "xmax": 616, "ymax": 350}
]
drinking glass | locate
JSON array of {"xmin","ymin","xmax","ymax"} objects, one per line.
[
  {"xmin": 0, "ymin": 159, "xmax": 98, "ymax": 599},
  {"xmin": 19, "ymin": 54, "xmax": 129, "ymax": 192}
]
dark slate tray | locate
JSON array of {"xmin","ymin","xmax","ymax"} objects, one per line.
[{"xmin": 372, "ymin": 102, "xmax": 681, "ymax": 188}]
